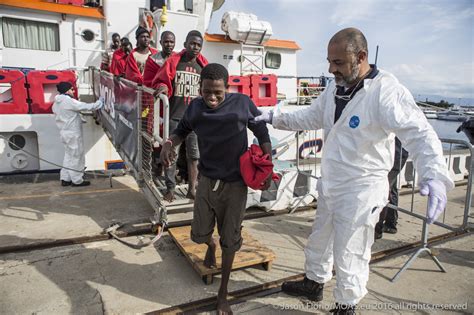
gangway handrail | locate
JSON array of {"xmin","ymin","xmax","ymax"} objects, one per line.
[{"xmin": 152, "ymin": 93, "xmax": 170, "ymax": 144}]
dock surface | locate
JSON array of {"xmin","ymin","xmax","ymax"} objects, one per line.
[{"xmin": 0, "ymin": 173, "xmax": 472, "ymax": 314}]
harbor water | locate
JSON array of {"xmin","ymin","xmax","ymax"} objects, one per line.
[{"xmin": 427, "ymin": 118, "xmax": 471, "ymax": 148}]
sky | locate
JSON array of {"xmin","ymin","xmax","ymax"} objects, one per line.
[{"xmin": 207, "ymin": 0, "xmax": 474, "ymax": 105}]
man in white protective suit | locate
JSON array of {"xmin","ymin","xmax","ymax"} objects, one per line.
[
  {"xmin": 255, "ymin": 28, "xmax": 454, "ymax": 314},
  {"xmin": 52, "ymin": 82, "xmax": 104, "ymax": 187}
]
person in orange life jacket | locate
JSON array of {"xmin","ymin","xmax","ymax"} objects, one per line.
[
  {"xmin": 160, "ymin": 63, "xmax": 272, "ymax": 315},
  {"xmin": 143, "ymin": 31, "xmax": 176, "ymax": 87},
  {"xmin": 101, "ymin": 33, "xmax": 120, "ymax": 71},
  {"xmin": 110, "ymin": 37, "xmax": 133, "ymax": 76},
  {"xmin": 153, "ymin": 30, "xmax": 209, "ymax": 202},
  {"xmin": 124, "ymin": 27, "xmax": 158, "ymax": 84}
]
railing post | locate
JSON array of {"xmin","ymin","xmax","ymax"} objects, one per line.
[
  {"xmin": 136, "ymin": 84, "xmax": 144, "ymax": 185},
  {"xmin": 152, "ymin": 97, "xmax": 161, "ymax": 143},
  {"xmin": 462, "ymin": 142, "xmax": 474, "ymax": 229},
  {"xmin": 159, "ymin": 94, "xmax": 170, "ymax": 143},
  {"xmin": 91, "ymin": 67, "xmax": 96, "ymax": 100},
  {"xmin": 439, "ymin": 138, "xmax": 474, "ymax": 229}
]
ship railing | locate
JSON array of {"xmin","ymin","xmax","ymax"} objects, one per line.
[
  {"xmin": 293, "ymin": 76, "xmax": 328, "ymax": 105},
  {"xmin": 392, "ymin": 143, "xmax": 471, "ymax": 190},
  {"xmin": 293, "ymin": 86, "xmax": 326, "ymax": 105},
  {"xmin": 389, "ymin": 138, "xmax": 473, "ymax": 282},
  {"xmin": 393, "ymin": 138, "xmax": 473, "ymax": 231},
  {"xmin": 285, "ymin": 129, "xmax": 322, "ymax": 212},
  {"xmin": 139, "ymin": 85, "xmax": 170, "ymax": 185}
]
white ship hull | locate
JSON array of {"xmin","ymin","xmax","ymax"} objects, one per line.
[{"xmin": 0, "ymin": 114, "xmax": 120, "ymax": 173}]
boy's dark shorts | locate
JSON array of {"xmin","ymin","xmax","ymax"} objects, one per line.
[
  {"xmin": 191, "ymin": 176, "xmax": 248, "ymax": 254},
  {"xmin": 184, "ymin": 131, "xmax": 199, "ymax": 160},
  {"xmin": 169, "ymin": 119, "xmax": 199, "ymax": 160}
]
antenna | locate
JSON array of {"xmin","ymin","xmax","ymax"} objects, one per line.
[{"xmin": 374, "ymin": 45, "xmax": 379, "ymax": 65}]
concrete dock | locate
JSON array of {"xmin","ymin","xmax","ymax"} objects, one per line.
[{"xmin": 0, "ymin": 173, "xmax": 472, "ymax": 314}]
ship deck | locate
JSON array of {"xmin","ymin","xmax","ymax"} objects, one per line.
[{"xmin": 0, "ymin": 173, "xmax": 472, "ymax": 314}]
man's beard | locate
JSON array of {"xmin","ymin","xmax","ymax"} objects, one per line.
[{"xmin": 335, "ymin": 60, "xmax": 360, "ymax": 88}]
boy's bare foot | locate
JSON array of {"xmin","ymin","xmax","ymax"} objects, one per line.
[
  {"xmin": 163, "ymin": 190, "xmax": 175, "ymax": 202},
  {"xmin": 217, "ymin": 293, "xmax": 232, "ymax": 315},
  {"xmin": 203, "ymin": 239, "xmax": 217, "ymax": 269}
]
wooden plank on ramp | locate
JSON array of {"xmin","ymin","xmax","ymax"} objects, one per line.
[{"xmin": 168, "ymin": 226, "xmax": 275, "ymax": 284}]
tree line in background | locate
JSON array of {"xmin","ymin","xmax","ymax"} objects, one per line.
[{"xmin": 417, "ymin": 100, "xmax": 455, "ymax": 109}]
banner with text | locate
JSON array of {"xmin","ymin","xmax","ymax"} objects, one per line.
[{"xmin": 98, "ymin": 72, "xmax": 140, "ymax": 170}]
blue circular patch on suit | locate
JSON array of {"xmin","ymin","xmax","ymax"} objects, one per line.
[{"xmin": 349, "ymin": 115, "xmax": 360, "ymax": 128}]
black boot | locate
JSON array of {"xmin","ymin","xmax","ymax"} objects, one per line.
[
  {"xmin": 374, "ymin": 222, "xmax": 383, "ymax": 240},
  {"xmin": 72, "ymin": 180, "xmax": 90, "ymax": 187},
  {"xmin": 281, "ymin": 276, "xmax": 324, "ymax": 301},
  {"xmin": 61, "ymin": 180, "xmax": 72, "ymax": 186},
  {"xmin": 330, "ymin": 303, "xmax": 356, "ymax": 314},
  {"xmin": 383, "ymin": 224, "xmax": 398, "ymax": 234}
]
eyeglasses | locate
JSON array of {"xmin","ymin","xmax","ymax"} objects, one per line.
[
  {"xmin": 333, "ymin": 77, "xmax": 364, "ymax": 102},
  {"xmin": 333, "ymin": 68, "xmax": 373, "ymax": 102},
  {"xmin": 333, "ymin": 90, "xmax": 354, "ymax": 101}
]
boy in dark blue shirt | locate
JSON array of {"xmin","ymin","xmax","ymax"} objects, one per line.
[{"xmin": 160, "ymin": 63, "xmax": 272, "ymax": 314}]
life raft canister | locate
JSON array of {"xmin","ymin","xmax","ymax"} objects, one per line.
[
  {"xmin": 0, "ymin": 69, "xmax": 29, "ymax": 114},
  {"xmin": 27, "ymin": 70, "xmax": 77, "ymax": 114}
]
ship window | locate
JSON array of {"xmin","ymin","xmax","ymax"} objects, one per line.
[
  {"xmin": 184, "ymin": 0, "xmax": 193, "ymax": 12},
  {"xmin": 81, "ymin": 29, "xmax": 95, "ymax": 42},
  {"xmin": 2, "ymin": 17, "xmax": 60, "ymax": 51},
  {"xmin": 150, "ymin": 0, "xmax": 170, "ymax": 11},
  {"xmin": 8, "ymin": 134, "xmax": 26, "ymax": 151},
  {"xmin": 265, "ymin": 52, "xmax": 281, "ymax": 69}
]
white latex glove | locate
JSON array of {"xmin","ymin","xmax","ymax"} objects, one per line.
[
  {"xmin": 419, "ymin": 179, "xmax": 447, "ymax": 224},
  {"xmin": 254, "ymin": 110, "xmax": 273, "ymax": 123}
]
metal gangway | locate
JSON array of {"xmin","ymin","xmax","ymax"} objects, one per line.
[{"xmin": 88, "ymin": 68, "xmax": 195, "ymax": 248}]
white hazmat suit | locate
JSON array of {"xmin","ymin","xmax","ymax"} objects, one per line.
[
  {"xmin": 52, "ymin": 95, "xmax": 103, "ymax": 184},
  {"xmin": 272, "ymin": 69, "xmax": 454, "ymax": 305}
]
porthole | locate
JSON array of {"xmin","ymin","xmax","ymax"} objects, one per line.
[
  {"xmin": 81, "ymin": 29, "xmax": 95, "ymax": 42},
  {"xmin": 9, "ymin": 134, "xmax": 26, "ymax": 151},
  {"xmin": 265, "ymin": 52, "xmax": 281, "ymax": 69}
]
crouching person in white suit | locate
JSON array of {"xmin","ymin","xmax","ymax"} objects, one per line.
[
  {"xmin": 52, "ymin": 82, "xmax": 104, "ymax": 187},
  {"xmin": 255, "ymin": 28, "xmax": 454, "ymax": 314}
]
